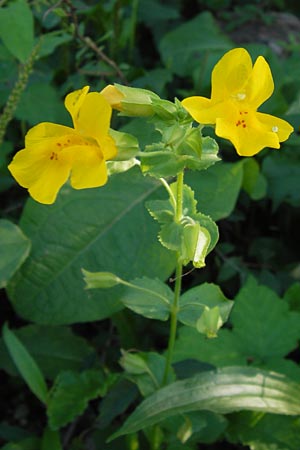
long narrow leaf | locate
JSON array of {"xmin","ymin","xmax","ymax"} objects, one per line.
[
  {"xmin": 109, "ymin": 366, "xmax": 300, "ymax": 441},
  {"xmin": 3, "ymin": 323, "xmax": 48, "ymax": 404}
]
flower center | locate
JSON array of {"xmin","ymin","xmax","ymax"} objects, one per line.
[{"xmin": 235, "ymin": 111, "xmax": 248, "ymax": 128}]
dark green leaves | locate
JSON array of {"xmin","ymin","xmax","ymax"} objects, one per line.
[
  {"xmin": 109, "ymin": 366, "xmax": 300, "ymax": 440},
  {"xmin": 3, "ymin": 324, "xmax": 48, "ymax": 404},
  {"xmin": 0, "ymin": 219, "xmax": 30, "ymax": 288},
  {"xmin": 47, "ymin": 369, "xmax": 108, "ymax": 429},
  {"xmin": 7, "ymin": 169, "xmax": 175, "ymax": 325}
]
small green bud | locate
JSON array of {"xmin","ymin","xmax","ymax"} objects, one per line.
[
  {"xmin": 119, "ymin": 350, "xmax": 148, "ymax": 374},
  {"xmin": 82, "ymin": 269, "xmax": 121, "ymax": 289}
]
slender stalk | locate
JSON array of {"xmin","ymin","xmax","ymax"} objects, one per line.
[{"xmin": 162, "ymin": 171, "xmax": 184, "ymax": 385}]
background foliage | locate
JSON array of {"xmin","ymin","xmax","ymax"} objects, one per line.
[{"xmin": 1, "ymin": 0, "xmax": 300, "ymax": 449}]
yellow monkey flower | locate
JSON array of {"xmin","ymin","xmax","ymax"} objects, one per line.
[
  {"xmin": 8, "ymin": 86, "xmax": 117, "ymax": 204},
  {"xmin": 182, "ymin": 48, "xmax": 293, "ymax": 156}
]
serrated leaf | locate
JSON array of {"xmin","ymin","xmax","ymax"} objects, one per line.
[
  {"xmin": 108, "ymin": 366, "xmax": 300, "ymax": 440},
  {"xmin": 2, "ymin": 324, "xmax": 48, "ymax": 404},
  {"xmin": 47, "ymin": 369, "xmax": 107, "ymax": 430},
  {"xmin": 0, "ymin": 219, "xmax": 31, "ymax": 288},
  {"xmin": 120, "ymin": 277, "xmax": 173, "ymax": 320},
  {"xmin": 159, "ymin": 221, "xmax": 183, "ymax": 252},
  {"xmin": 7, "ymin": 169, "xmax": 175, "ymax": 325},
  {"xmin": 146, "ymin": 198, "xmax": 174, "ymax": 224},
  {"xmin": 0, "ymin": 325, "xmax": 94, "ymax": 379},
  {"xmin": 0, "ymin": 0, "xmax": 34, "ymax": 63},
  {"xmin": 178, "ymin": 283, "xmax": 233, "ymax": 329}
]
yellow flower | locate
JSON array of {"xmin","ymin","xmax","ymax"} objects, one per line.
[
  {"xmin": 181, "ymin": 48, "xmax": 293, "ymax": 156},
  {"xmin": 8, "ymin": 86, "xmax": 117, "ymax": 204}
]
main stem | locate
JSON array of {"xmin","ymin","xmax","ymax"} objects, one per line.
[{"xmin": 162, "ymin": 171, "xmax": 184, "ymax": 385}]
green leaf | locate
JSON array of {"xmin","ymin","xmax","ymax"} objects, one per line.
[
  {"xmin": 0, "ymin": 219, "xmax": 31, "ymax": 288},
  {"xmin": 2, "ymin": 324, "xmax": 48, "ymax": 404},
  {"xmin": 241, "ymin": 158, "xmax": 267, "ymax": 200},
  {"xmin": 227, "ymin": 412, "xmax": 300, "ymax": 450},
  {"xmin": 7, "ymin": 169, "xmax": 176, "ymax": 325},
  {"xmin": 0, "ymin": 437, "xmax": 40, "ymax": 450},
  {"xmin": 120, "ymin": 277, "xmax": 173, "ymax": 320},
  {"xmin": 173, "ymin": 328, "xmax": 244, "ymax": 366},
  {"xmin": 41, "ymin": 428, "xmax": 62, "ymax": 450},
  {"xmin": 15, "ymin": 82, "xmax": 69, "ymax": 126},
  {"xmin": 231, "ymin": 276, "xmax": 300, "ymax": 359},
  {"xmin": 159, "ymin": 12, "xmax": 232, "ymax": 76},
  {"xmin": 186, "ymin": 161, "xmax": 244, "ymax": 221},
  {"xmin": 0, "ymin": 325, "xmax": 95, "ymax": 380},
  {"xmin": 262, "ymin": 152, "xmax": 300, "ymax": 209},
  {"xmin": 38, "ymin": 31, "xmax": 72, "ymax": 58},
  {"xmin": 0, "ymin": 0, "xmax": 34, "ymax": 63},
  {"xmin": 123, "ymin": 352, "xmax": 175, "ymax": 397},
  {"xmin": 108, "ymin": 366, "xmax": 300, "ymax": 440},
  {"xmin": 178, "ymin": 283, "xmax": 233, "ymax": 329},
  {"xmin": 47, "ymin": 369, "xmax": 108, "ymax": 430}
]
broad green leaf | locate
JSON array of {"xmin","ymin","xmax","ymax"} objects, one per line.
[
  {"xmin": 0, "ymin": 325, "xmax": 95, "ymax": 379},
  {"xmin": 173, "ymin": 327, "xmax": 245, "ymax": 366},
  {"xmin": 178, "ymin": 283, "xmax": 233, "ymax": 329},
  {"xmin": 2, "ymin": 324, "xmax": 48, "ymax": 404},
  {"xmin": 7, "ymin": 169, "xmax": 176, "ymax": 325},
  {"xmin": 41, "ymin": 428, "xmax": 61, "ymax": 450},
  {"xmin": 47, "ymin": 369, "xmax": 108, "ymax": 430},
  {"xmin": 159, "ymin": 12, "xmax": 231, "ymax": 76},
  {"xmin": 0, "ymin": 0, "xmax": 34, "ymax": 63},
  {"xmin": 262, "ymin": 152, "xmax": 300, "ymax": 209},
  {"xmin": 109, "ymin": 366, "xmax": 300, "ymax": 440},
  {"xmin": 120, "ymin": 277, "xmax": 173, "ymax": 320},
  {"xmin": 231, "ymin": 276, "xmax": 300, "ymax": 359},
  {"xmin": 0, "ymin": 219, "xmax": 30, "ymax": 288},
  {"xmin": 186, "ymin": 161, "xmax": 244, "ymax": 221}
]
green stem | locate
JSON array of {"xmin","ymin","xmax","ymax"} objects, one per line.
[{"xmin": 162, "ymin": 171, "xmax": 184, "ymax": 385}]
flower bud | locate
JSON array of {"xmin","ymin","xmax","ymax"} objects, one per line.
[{"xmin": 101, "ymin": 83, "xmax": 160, "ymax": 117}]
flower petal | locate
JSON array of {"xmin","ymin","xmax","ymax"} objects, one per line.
[
  {"xmin": 215, "ymin": 110, "xmax": 280, "ymax": 156},
  {"xmin": 8, "ymin": 146, "xmax": 71, "ymax": 204},
  {"xmin": 211, "ymin": 48, "xmax": 252, "ymax": 101},
  {"xmin": 25, "ymin": 122, "xmax": 76, "ymax": 148},
  {"xmin": 65, "ymin": 86, "xmax": 90, "ymax": 128},
  {"xmin": 74, "ymin": 91, "xmax": 113, "ymax": 145},
  {"xmin": 256, "ymin": 112, "xmax": 294, "ymax": 143},
  {"xmin": 68, "ymin": 145, "xmax": 108, "ymax": 189},
  {"xmin": 246, "ymin": 56, "xmax": 274, "ymax": 108},
  {"xmin": 181, "ymin": 96, "xmax": 225, "ymax": 124}
]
